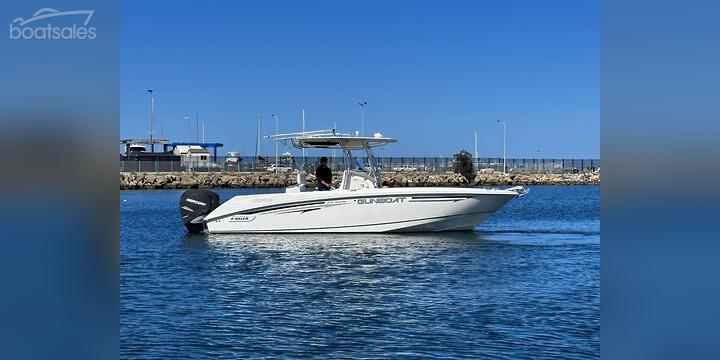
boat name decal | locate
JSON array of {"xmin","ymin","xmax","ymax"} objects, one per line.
[
  {"xmin": 324, "ymin": 200, "xmax": 349, "ymax": 205},
  {"xmin": 229, "ymin": 215, "xmax": 255, "ymax": 222},
  {"xmin": 356, "ymin": 197, "xmax": 406, "ymax": 205}
]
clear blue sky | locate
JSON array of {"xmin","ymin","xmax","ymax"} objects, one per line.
[{"xmin": 121, "ymin": 0, "xmax": 598, "ymax": 158}]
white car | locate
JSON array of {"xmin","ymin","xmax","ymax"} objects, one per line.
[
  {"xmin": 392, "ymin": 164, "xmax": 417, "ymax": 172},
  {"xmin": 266, "ymin": 164, "xmax": 292, "ymax": 172}
]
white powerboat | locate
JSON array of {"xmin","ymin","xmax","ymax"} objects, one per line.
[{"xmin": 180, "ymin": 130, "xmax": 527, "ymax": 233}]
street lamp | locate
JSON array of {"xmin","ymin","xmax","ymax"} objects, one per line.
[
  {"xmin": 497, "ymin": 120, "xmax": 506, "ymax": 173},
  {"xmin": 474, "ymin": 129, "xmax": 478, "ymax": 171},
  {"xmin": 272, "ymin": 113, "xmax": 279, "ymax": 174},
  {"xmin": 147, "ymin": 89, "xmax": 154, "ymax": 152},
  {"xmin": 255, "ymin": 112, "xmax": 261, "ymax": 172},
  {"xmin": 358, "ymin": 101, "xmax": 367, "ymax": 136}
]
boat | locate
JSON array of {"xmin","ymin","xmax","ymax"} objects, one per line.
[{"xmin": 179, "ymin": 129, "xmax": 527, "ymax": 233}]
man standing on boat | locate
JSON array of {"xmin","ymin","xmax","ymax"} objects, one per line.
[{"xmin": 315, "ymin": 157, "xmax": 332, "ymax": 191}]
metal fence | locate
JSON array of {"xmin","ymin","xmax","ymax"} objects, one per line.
[{"xmin": 120, "ymin": 156, "xmax": 600, "ymax": 174}]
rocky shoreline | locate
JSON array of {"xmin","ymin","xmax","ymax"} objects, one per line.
[{"xmin": 120, "ymin": 171, "xmax": 599, "ymax": 190}]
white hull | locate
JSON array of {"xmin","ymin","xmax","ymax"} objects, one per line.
[{"xmin": 203, "ymin": 187, "xmax": 518, "ymax": 233}]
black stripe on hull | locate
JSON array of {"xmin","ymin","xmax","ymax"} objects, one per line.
[{"xmin": 207, "ymin": 210, "xmax": 496, "ymax": 233}]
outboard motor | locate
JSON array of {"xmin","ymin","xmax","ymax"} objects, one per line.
[{"xmin": 179, "ymin": 189, "xmax": 220, "ymax": 233}]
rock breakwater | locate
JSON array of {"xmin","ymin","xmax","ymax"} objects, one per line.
[{"xmin": 120, "ymin": 171, "xmax": 599, "ymax": 190}]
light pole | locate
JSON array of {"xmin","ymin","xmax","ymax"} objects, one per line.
[
  {"xmin": 255, "ymin": 112, "xmax": 261, "ymax": 171},
  {"xmin": 147, "ymin": 89, "xmax": 154, "ymax": 152},
  {"xmin": 272, "ymin": 113, "xmax": 279, "ymax": 174},
  {"xmin": 497, "ymin": 120, "xmax": 506, "ymax": 173},
  {"xmin": 474, "ymin": 129, "xmax": 478, "ymax": 171},
  {"xmin": 358, "ymin": 101, "xmax": 367, "ymax": 136}
]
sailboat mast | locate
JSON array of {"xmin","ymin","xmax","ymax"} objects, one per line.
[{"xmin": 301, "ymin": 107, "xmax": 306, "ymax": 158}]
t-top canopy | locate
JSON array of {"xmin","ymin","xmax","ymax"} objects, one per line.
[{"xmin": 270, "ymin": 130, "xmax": 397, "ymax": 150}]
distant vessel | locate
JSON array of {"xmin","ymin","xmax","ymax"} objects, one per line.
[{"xmin": 180, "ymin": 130, "xmax": 527, "ymax": 233}]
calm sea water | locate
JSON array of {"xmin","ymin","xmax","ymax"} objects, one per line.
[{"xmin": 121, "ymin": 186, "xmax": 599, "ymax": 359}]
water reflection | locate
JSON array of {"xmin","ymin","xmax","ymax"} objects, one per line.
[
  {"xmin": 185, "ymin": 228, "xmax": 599, "ymax": 254},
  {"xmin": 188, "ymin": 232, "xmax": 491, "ymax": 268},
  {"xmin": 123, "ymin": 186, "xmax": 600, "ymax": 359}
]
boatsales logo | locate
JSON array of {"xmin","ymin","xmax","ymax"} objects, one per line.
[{"xmin": 9, "ymin": 8, "xmax": 96, "ymax": 40}]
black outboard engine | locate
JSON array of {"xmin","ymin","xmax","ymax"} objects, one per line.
[{"xmin": 180, "ymin": 189, "xmax": 220, "ymax": 233}]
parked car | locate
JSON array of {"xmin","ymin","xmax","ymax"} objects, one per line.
[
  {"xmin": 266, "ymin": 163, "xmax": 293, "ymax": 172},
  {"xmin": 392, "ymin": 164, "xmax": 417, "ymax": 172}
]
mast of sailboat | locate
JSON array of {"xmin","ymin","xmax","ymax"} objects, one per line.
[
  {"xmin": 301, "ymin": 107, "xmax": 306, "ymax": 158},
  {"xmin": 272, "ymin": 113, "xmax": 279, "ymax": 174},
  {"xmin": 185, "ymin": 114, "xmax": 191, "ymax": 142},
  {"xmin": 474, "ymin": 129, "xmax": 478, "ymax": 170}
]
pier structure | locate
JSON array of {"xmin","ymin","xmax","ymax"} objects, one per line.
[{"xmin": 121, "ymin": 138, "xmax": 171, "ymax": 155}]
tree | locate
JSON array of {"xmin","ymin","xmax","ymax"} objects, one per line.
[{"xmin": 453, "ymin": 149, "xmax": 475, "ymax": 183}]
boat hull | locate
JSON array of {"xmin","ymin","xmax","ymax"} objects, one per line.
[{"xmin": 203, "ymin": 187, "xmax": 518, "ymax": 233}]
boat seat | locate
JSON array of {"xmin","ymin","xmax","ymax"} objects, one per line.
[
  {"xmin": 285, "ymin": 171, "xmax": 308, "ymax": 193},
  {"xmin": 297, "ymin": 171, "xmax": 307, "ymax": 191}
]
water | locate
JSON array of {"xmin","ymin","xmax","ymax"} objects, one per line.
[{"xmin": 121, "ymin": 186, "xmax": 599, "ymax": 359}]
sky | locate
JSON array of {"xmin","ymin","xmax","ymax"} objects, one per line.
[{"xmin": 120, "ymin": 0, "xmax": 598, "ymax": 158}]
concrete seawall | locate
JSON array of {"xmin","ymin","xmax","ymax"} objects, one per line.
[{"xmin": 120, "ymin": 171, "xmax": 599, "ymax": 190}]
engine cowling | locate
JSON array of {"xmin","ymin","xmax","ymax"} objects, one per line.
[{"xmin": 179, "ymin": 189, "xmax": 220, "ymax": 233}]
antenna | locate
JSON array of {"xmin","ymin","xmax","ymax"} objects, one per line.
[
  {"xmin": 196, "ymin": 112, "xmax": 199, "ymax": 143},
  {"xmin": 358, "ymin": 101, "xmax": 367, "ymax": 137},
  {"xmin": 332, "ymin": 120, "xmax": 337, "ymax": 159}
]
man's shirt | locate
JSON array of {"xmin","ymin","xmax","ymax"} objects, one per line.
[{"xmin": 315, "ymin": 165, "xmax": 332, "ymax": 190}]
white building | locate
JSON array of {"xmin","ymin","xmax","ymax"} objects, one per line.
[{"xmin": 173, "ymin": 145, "xmax": 210, "ymax": 169}]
